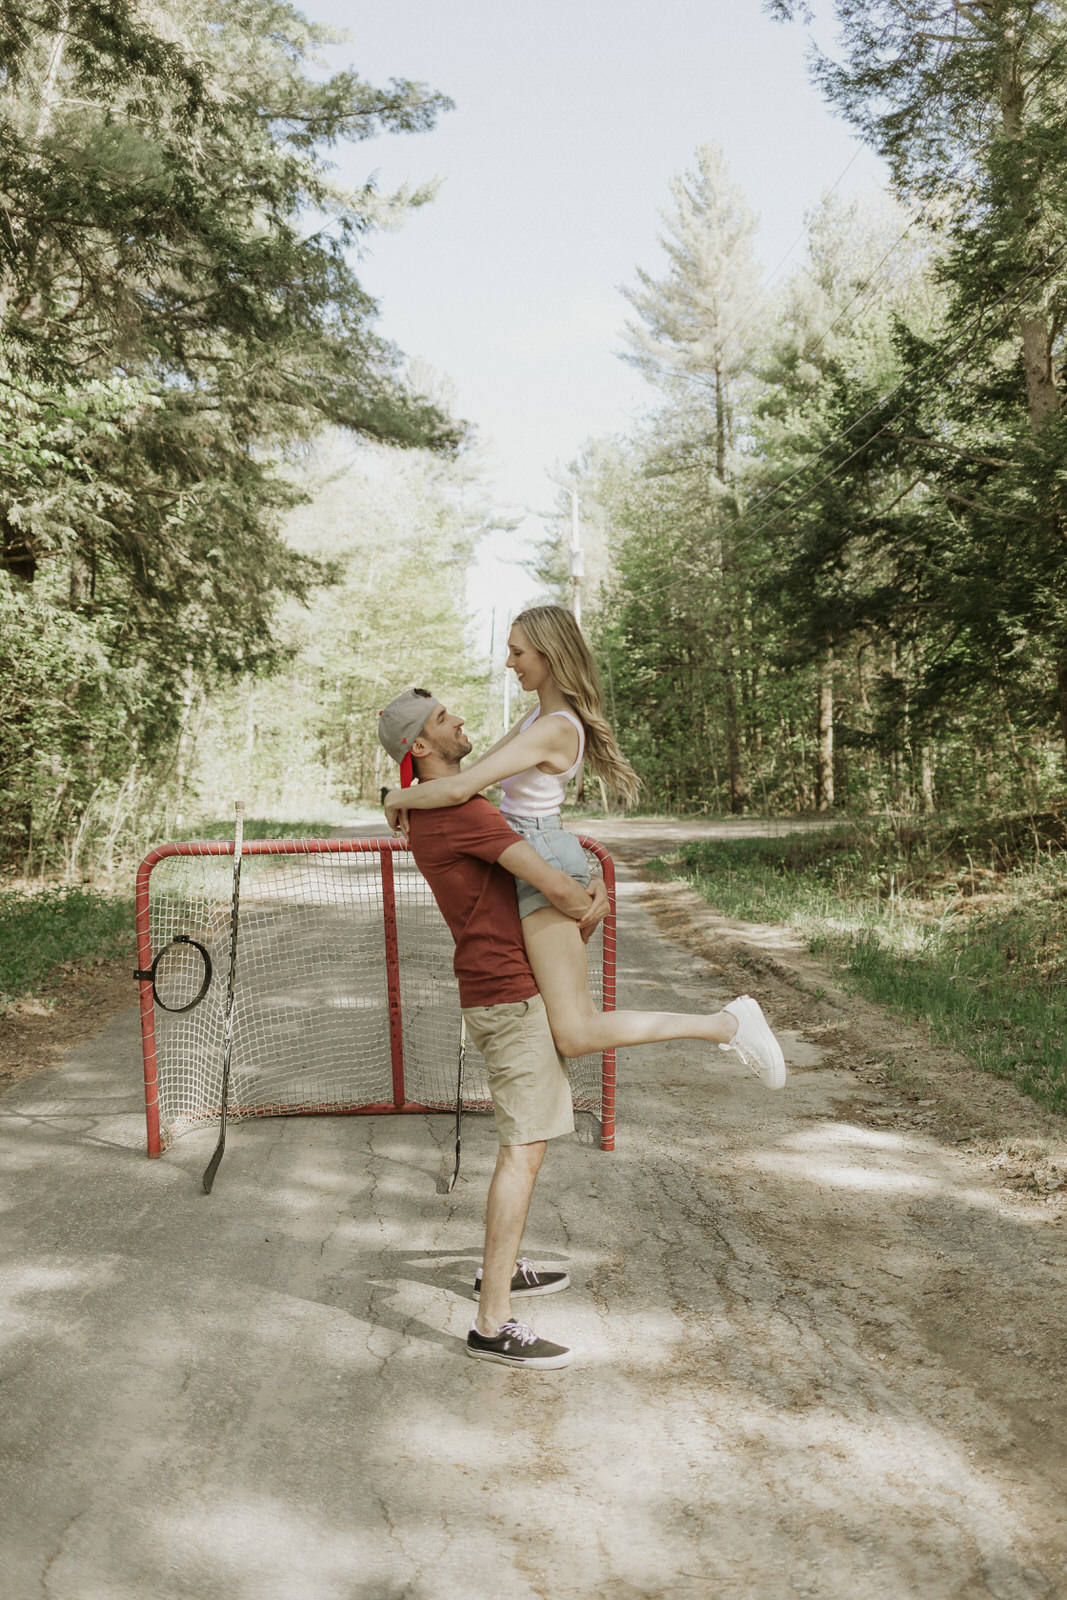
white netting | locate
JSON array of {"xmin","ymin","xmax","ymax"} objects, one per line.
[{"xmin": 142, "ymin": 839, "xmax": 608, "ymax": 1150}]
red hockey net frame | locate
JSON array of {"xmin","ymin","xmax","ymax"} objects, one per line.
[{"xmin": 135, "ymin": 835, "xmax": 616, "ymax": 1157}]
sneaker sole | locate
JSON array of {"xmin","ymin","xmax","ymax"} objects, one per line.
[
  {"xmin": 744, "ymin": 1046, "xmax": 787, "ymax": 1091},
  {"xmin": 465, "ymin": 1343, "xmax": 573, "ymax": 1369},
  {"xmin": 719, "ymin": 1039, "xmax": 787, "ymax": 1089},
  {"xmin": 473, "ymin": 1273, "xmax": 571, "ymax": 1300}
]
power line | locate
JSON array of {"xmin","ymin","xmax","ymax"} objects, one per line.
[
  {"xmin": 626, "ymin": 238, "xmax": 1067, "ymax": 603},
  {"xmin": 626, "ymin": 139, "xmax": 875, "ymax": 392},
  {"xmin": 727, "ymin": 144, "xmax": 975, "ymax": 374},
  {"xmin": 718, "ymin": 142, "xmax": 868, "ymax": 352}
]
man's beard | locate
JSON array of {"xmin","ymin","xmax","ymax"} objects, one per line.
[{"xmin": 425, "ymin": 729, "xmax": 472, "ymax": 764}]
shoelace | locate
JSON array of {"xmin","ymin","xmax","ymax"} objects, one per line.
[
  {"xmin": 475, "ymin": 1258, "xmax": 542, "ymax": 1287},
  {"xmin": 724, "ymin": 1019, "xmax": 759, "ymax": 1072},
  {"xmin": 498, "ymin": 1320, "xmax": 538, "ymax": 1346}
]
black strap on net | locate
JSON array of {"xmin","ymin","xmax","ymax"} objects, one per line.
[
  {"xmin": 447, "ymin": 1016, "xmax": 467, "ymax": 1193},
  {"xmin": 133, "ymin": 934, "xmax": 213, "ymax": 1013}
]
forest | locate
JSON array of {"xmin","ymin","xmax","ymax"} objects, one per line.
[
  {"xmin": 537, "ymin": 0, "xmax": 1067, "ymax": 820},
  {"xmin": 0, "ymin": 0, "xmax": 475, "ymax": 874},
  {"xmin": 5, "ymin": 0, "xmax": 1067, "ymax": 878}
]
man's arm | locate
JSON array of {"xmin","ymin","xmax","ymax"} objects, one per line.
[{"xmin": 495, "ymin": 838, "xmax": 608, "ymax": 928}]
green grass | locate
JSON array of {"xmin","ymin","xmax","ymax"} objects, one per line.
[
  {"xmin": 184, "ymin": 818, "xmax": 352, "ymax": 842},
  {"xmin": 0, "ymin": 886, "xmax": 135, "ymax": 1008},
  {"xmin": 2, "ymin": 819, "xmax": 361, "ymax": 1009},
  {"xmin": 660, "ymin": 818, "xmax": 1067, "ymax": 1117}
]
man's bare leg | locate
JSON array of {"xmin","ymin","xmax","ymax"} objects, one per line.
[{"xmin": 475, "ymin": 1140, "xmax": 545, "ymax": 1336}]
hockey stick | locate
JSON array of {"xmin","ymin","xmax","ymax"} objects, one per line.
[
  {"xmin": 446, "ymin": 1015, "xmax": 467, "ymax": 1193},
  {"xmin": 202, "ymin": 802, "xmax": 244, "ymax": 1195}
]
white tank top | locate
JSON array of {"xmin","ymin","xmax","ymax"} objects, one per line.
[{"xmin": 498, "ymin": 709, "xmax": 585, "ymax": 819}]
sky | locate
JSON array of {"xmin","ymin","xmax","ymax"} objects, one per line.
[{"xmin": 302, "ymin": 0, "xmax": 886, "ymax": 653}]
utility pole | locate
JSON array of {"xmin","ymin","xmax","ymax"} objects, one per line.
[
  {"xmin": 569, "ymin": 489, "xmax": 584, "ymax": 625},
  {"xmin": 569, "ymin": 489, "xmax": 586, "ymax": 804}
]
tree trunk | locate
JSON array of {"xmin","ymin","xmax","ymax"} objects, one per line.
[
  {"xmin": 1, "ymin": 510, "xmax": 36, "ymax": 582},
  {"xmin": 920, "ymin": 745, "xmax": 936, "ymax": 814},
  {"xmin": 723, "ymin": 667, "xmax": 744, "ymax": 813},
  {"xmin": 714, "ymin": 363, "xmax": 726, "ymax": 483},
  {"xmin": 0, "ymin": 7, "xmax": 70, "ymax": 323},
  {"xmin": 1020, "ymin": 316, "xmax": 1060, "ymax": 432},
  {"xmin": 1057, "ymin": 650, "xmax": 1067, "ymax": 761},
  {"xmin": 816, "ymin": 656, "xmax": 834, "ymax": 811},
  {"xmin": 69, "ymin": 551, "xmax": 94, "ymax": 606},
  {"xmin": 36, "ymin": 10, "xmax": 71, "ymax": 145},
  {"xmin": 174, "ymin": 660, "xmax": 195, "ymax": 828},
  {"xmin": 1000, "ymin": 39, "xmax": 1061, "ymax": 433}
]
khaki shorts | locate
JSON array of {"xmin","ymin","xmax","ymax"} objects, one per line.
[{"xmin": 461, "ymin": 992, "xmax": 574, "ymax": 1146}]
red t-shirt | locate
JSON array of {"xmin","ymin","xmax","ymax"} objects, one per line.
[{"xmin": 408, "ymin": 797, "xmax": 537, "ymax": 1007}]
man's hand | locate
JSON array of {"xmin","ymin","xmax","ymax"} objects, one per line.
[
  {"xmin": 578, "ymin": 878, "xmax": 610, "ymax": 944},
  {"xmin": 384, "ymin": 790, "xmax": 409, "ymax": 840}
]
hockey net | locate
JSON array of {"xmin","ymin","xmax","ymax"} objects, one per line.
[{"xmin": 135, "ymin": 836, "xmax": 616, "ymax": 1156}]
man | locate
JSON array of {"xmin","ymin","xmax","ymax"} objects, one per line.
[{"xmin": 377, "ymin": 687, "xmax": 609, "ymax": 1370}]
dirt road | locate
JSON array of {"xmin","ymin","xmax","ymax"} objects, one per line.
[{"xmin": 2, "ymin": 818, "xmax": 1065, "ymax": 1599}]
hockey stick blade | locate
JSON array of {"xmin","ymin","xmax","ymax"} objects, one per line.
[
  {"xmin": 202, "ymin": 1131, "xmax": 226, "ymax": 1195},
  {"xmin": 203, "ymin": 802, "xmax": 244, "ymax": 1194}
]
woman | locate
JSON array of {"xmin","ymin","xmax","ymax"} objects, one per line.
[{"xmin": 384, "ymin": 605, "xmax": 786, "ymax": 1088}]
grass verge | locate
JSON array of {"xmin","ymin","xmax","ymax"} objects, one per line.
[
  {"xmin": 658, "ymin": 816, "xmax": 1067, "ymax": 1118},
  {"xmin": 185, "ymin": 817, "xmax": 356, "ymax": 842},
  {"xmin": 2, "ymin": 817, "xmax": 354, "ymax": 1010},
  {"xmin": 0, "ymin": 886, "xmax": 135, "ymax": 1010}
]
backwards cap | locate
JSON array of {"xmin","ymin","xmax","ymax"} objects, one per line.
[{"xmin": 377, "ymin": 687, "xmax": 439, "ymax": 788}]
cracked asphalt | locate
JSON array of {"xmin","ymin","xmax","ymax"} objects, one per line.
[{"xmin": 2, "ymin": 823, "xmax": 1066, "ymax": 1600}]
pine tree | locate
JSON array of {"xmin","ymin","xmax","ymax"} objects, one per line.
[
  {"xmin": 620, "ymin": 144, "xmax": 761, "ymax": 810},
  {"xmin": 770, "ymin": 0, "xmax": 1067, "ymax": 765}
]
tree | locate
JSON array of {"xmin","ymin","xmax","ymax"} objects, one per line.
[
  {"xmin": 770, "ymin": 0, "xmax": 1067, "ymax": 431},
  {"xmin": 753, "ymin": 192, "xmax": 943, "ymax": 809},
  {"xmin": 0, "ymin": 1, "xmax": 460, "ymax": 864},
  {"xmin": 189, "ymin": 431, "xmax": 492, "ymax": 819},
  {"xmin": 769, "ymin": 0, "xmax": 1067, "ymax": 763},
  {"xmin": 622, "ymin": 142, "xmax": 760, "ymax": 481},
  {"xmin": 620, "ymin": 143, "xmax": 762, "ymax": 810},
  {"xmin": 525, "ymin": 440, "xmax": 620, "ymax": 613}
]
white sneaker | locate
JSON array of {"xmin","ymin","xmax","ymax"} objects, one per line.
[{"xmin": 720, "ymin": 995, "xmax": 787, "ymax": 1090}]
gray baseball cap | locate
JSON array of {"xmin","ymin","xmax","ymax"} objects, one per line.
[{"xmin": 378, "ymin": 687, "xmax": 439, "ymax": 784}]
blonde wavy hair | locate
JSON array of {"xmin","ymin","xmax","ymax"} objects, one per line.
[{"xmin": 513, "ymin": 604, "xmax": 641, "ymax": 808}]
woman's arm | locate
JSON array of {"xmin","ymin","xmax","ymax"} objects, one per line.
[
  {"xmin": 383, "ymin": 715, "xmax": 580, "ymax": 829},
  {"xmin": 472, "ymin": 713, "xmax": 532, "ymax": 763}
]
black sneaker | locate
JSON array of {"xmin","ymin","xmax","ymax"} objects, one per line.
[
  {"xmin": 473, "ymin": 1257, "xmax": 570, "ymax": 1300},
  {"xmin": 466, "ymin": 1320, "xmax": 572, "ymax": 1369}
]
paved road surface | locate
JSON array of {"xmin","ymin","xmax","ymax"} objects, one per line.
[{"xmin": 1, "ymin": 823, "xmax": 1065, "ymax": 1599}]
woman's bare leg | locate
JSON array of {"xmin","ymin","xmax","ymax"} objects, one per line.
[{"xmin": 520, "ymin": 906, "xmax": 739, "ymax": 1060}]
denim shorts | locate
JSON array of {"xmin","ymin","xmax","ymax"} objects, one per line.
[{"xmin": 505, "ymin": 812, "xmax": 591, "ymax": 918}]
